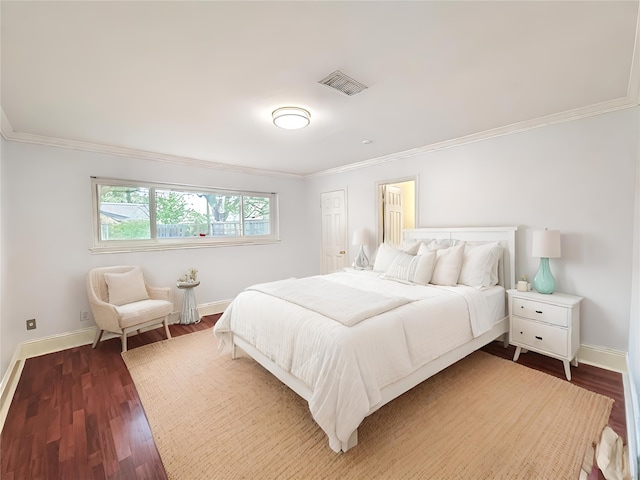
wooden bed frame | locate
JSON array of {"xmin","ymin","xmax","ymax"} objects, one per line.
[{"xmin": 231, "ymin": 226, "xmax": 518, "ymax": 452}]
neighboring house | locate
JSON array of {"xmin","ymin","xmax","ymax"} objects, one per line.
[{"xmin": 99, "ymin": 202, "xmax": 149, "ymax": 224}]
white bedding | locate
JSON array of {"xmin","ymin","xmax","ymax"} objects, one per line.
[
  {"xmin": 247, "ymin": 276, "xmax": 412, "ymax": 326},
  {"xmin": 214, "ymin": 271, "xmax": 504, "ymax": 452}
]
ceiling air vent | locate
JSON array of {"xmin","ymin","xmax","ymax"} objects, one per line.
[{"xmin": 318, "ymin": 70, "xmax": 368, "ymax": 96}]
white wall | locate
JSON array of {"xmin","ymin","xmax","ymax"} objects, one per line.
[
  {"xmin": 305, "ymin": 108, "xmax": 639, "ymax": 353},
  {"xmin": 0, "ymin": 141, "xmax": 315, "ymax": 377},
  {"xmin": 629, "ymin": 108, "xmax": 640, "ymax": 473},
  {"xmin": 0, "ymin": 138, "xmax": 4, "ymax": 383},
  {"xmin": 2, "ymin": 107, "xmax": 638, "ymax": 380}
]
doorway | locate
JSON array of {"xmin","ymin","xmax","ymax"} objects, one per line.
[{"xmin": 377, "ymin": 178, "xmax": 417, "ymax": 247}]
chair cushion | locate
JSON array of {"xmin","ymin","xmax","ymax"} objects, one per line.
[
  {"xmin": 115, "ymin": 299, "xmax": 173, "ymax": 329},
  {"xmin": 104, "ymin": 267, "xmax": 149, "ymax": 306}
]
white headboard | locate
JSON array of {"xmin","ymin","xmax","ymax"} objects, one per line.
[{"xmin": 403, "ymin": 227, "xmax": 518, "ymax": 290}]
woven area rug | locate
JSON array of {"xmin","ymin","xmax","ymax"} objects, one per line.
[{"xmin": 122, "ymin": 330, "xmax": 613, "ymax": 479}]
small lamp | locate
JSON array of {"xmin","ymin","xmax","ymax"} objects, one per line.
[
  {"xmin": 531, "ymin": 229, "xmax": 561, "ymax": 294},
  {"xmin": 353, "ymin": 229, "xmax": 370, "ymax": 270}
]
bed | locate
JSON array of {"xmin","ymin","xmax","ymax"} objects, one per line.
[{"xmin": 214, "ymin": 226, "xmax": 517, "ymax": 453}]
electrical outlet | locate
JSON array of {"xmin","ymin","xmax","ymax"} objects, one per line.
[
  {"xmin": 26, "ymin": 318, "xmax": 36, "ymax": 330},
  {"xmin": 80, "ymin": 310, "xmax": 90, "ymax": 322}
]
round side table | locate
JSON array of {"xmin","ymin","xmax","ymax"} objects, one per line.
[{"xmin": 177, "ymin": 281, "xmax": 201, "ymax": 325}]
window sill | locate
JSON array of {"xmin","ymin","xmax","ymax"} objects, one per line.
[{"xmin": 90, "ymin": 237, "xmax": 281, "ymax": 254}]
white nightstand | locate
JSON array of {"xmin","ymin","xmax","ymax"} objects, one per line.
[{"xmin": 507, "ymin": 289, "xmax": 582, "ymax": 381}]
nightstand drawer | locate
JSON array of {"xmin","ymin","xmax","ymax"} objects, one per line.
[
  {"xmin": 512, "ymin": 297, "xmax": 568, "ymax": 327},
  {"xmin": 511, "ymin": 316, "xmax": 568, "ymax": 357}
]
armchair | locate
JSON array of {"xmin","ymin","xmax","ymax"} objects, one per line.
[{"xmin": 87, "ymin": 266, "xmax": 173, "ymax": 352}]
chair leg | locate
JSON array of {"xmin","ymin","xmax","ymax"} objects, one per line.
[
  {"xmin": 164, "ymin": 317, "xmax": 172, "ymax": 340},
  {"xmin": 92, "ymin": 329, "xmax": 104, "ymax": 349},
  {"xmin": 121, "ymin": 333, "xmax": 127, "ymax": 353}
]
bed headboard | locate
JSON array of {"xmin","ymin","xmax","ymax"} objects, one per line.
[{"xmin": 403, "ymin": 227, "xmax": 518, "ymax": 290}]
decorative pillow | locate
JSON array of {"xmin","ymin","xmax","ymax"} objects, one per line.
[
  {"xmin": 104, "ymin": 267, "xmax": 149, "ymax": 306},
  {"xmin": 400, "ymin": 241, "xmax": 424, "ymax": 255},
  {"xmin": 373, "ymin": 243, "xmax": 402, "ymax": 272},
  {"xmin": 384, "ymin": 250, "xmax": 436, "ymax": 285},
  {"xmin": 423, "ymin": 239, "xmax": 461, "ymax": 252},
  {"xmin": 458, "ymin": 242, "xmax": 503, "ymax": 288},
  {"xmin": 428, "ymin": 243, "xmax": 465, "ymax": 286}
]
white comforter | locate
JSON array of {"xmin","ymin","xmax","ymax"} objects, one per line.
[
  {"xmin": 214, "ymin": 271, "xmax": 493, "ymax": 452},
  {"xmin": 247, "ymin": 276, "xmax": 413, "ymax": 326}
]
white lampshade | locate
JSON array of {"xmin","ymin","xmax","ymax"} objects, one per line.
[
  {"xmin": 531, "ymin": 229, "xmax": 561, "ymax": 258},
  {"xmin": 352, "ymin": 229, "xmax": 368, "ymax": 246},
  {"xmin": 272, "ymin": 107, "xmax": 310, "ymax": 129}
]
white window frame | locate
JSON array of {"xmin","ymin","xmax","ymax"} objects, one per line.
[{"xmin": 91, "ymin": 177, "xmax": 280, "ymax": 253}]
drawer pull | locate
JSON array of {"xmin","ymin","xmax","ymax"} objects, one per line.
[
  {"xmin": 535, "ymin": 335, "xmax": 543, "ymax": 340},
  {"xmin": 535, "ymin": 310, "xmax": 543, "ymax": 314}
]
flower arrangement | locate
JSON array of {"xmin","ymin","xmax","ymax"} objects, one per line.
[
  {"xmin": 178, "ymin": 268, "xmax": 198, "ymax": 283},
  {"xmin": 188, "ymin": 268, "xmax": 198, "ymax": 282}
]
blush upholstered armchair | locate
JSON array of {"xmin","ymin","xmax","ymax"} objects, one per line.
[{"xmin": 87, "ymin": 266, "xmax": 173, "ymax": 352}]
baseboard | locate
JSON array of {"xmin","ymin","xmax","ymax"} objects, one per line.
[
  {"xmin": 0, "ymin": 348, "xmax": 25, "ymax": 432},
  {"xmin": 578, "ymin": 344, "xmax": 628, "ymax": 372},
  {"xmin": 0, "ymin": 300, "xmax": 231, "ymax": 431},
  {"xmin": 20, "ymin": 326, "xmax": 98, "ymax": 360}
]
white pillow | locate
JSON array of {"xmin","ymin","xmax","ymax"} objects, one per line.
[
  {"xmin": 428, "ymin": 243, "xmax": 465, "ymax": 286},
  {"xmin": 104, "ymin": 267, "xmax": 149, "ymax": 306},
  {"xmin": 373, "ymin": 243, "xmax": 402, "ymax": 272},
  {"xmin": 384, "ymin": 250, "xmax": 436, "ymax": 285},
  {"xmin": 425, "ymin": 239, "xmax": 460, "ymax": 251},
  {"xmin": 458, "ymin": 242, "xmax": 503, "ymax": 288},
  {"xmin": 400, "ymin": 241, "xmax": 424, "ymax": 255}
]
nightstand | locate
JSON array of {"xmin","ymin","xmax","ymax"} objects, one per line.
[{"xmin": 507, "ymin": 289, "xmax": 582, "ymax": 380}]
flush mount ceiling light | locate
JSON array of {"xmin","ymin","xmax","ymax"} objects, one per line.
[{"xmin": 272, "ymin": 107, "xmax": 310, "ymax": 130}]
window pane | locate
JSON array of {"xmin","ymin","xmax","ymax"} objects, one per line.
[
  {"xmin": 98, "ymin": 185, "xmax": 150, "ymax": 240},
  {"xmin": 243, "ymin": 196, "xmax": 271, "ymax": 236},
  {"xmin": 155, "ymin": 190, "xmax": 211, "ymax": 238},
  {"xmin": 206, "ymin": 193, "xmax": 241, "ymax": 237}
]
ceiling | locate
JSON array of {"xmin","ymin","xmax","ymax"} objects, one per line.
[{"xmin": 2, "ymin": 1, "xmax": 639, "ymax": 178}]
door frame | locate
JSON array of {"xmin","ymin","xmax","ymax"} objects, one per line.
[{"xmin": 375, "ymin": 176, "xmax": 419, "ymax": 246}]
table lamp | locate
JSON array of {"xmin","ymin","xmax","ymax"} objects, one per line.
[
  {"xmin": 531, "ymin": 229, "xmax": 561, "ymax": 294},
  {"xmin": 353, "ymin": 229, "xmax": 370, "ymax": 269}
]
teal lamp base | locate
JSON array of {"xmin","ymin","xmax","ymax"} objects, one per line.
[{"xmin": 533, "ymin": 257, "xmax": 556, "ymax": 294}]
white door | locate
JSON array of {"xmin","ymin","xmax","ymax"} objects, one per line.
[
  {"xmin": 321, "ymin": 190, "xmax": 347, "ymax": 274},
  {"xmin": 383, "ymin": 185, "xmax": 403, "ymax": 247}
]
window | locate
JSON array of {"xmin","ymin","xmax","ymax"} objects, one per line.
[{"xmin": 92, "ymin": 178, "xmax": 279, "ymax": 252}]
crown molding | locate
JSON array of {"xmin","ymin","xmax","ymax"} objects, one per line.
[
  {"xmin": 2, "ymin": 95, "xmax": 638, "ymax": 182},
  {"xmin": 630, "ymin": 1, "xmax": 640, "ymax": 104},
  {"xmin": 1, "ymin": 107, "xmax": 13, "ymax": 139},
  {"xmin": 304, "ymin": 96, "xmax": 639, "ymax": 180},
  {"xmin": 0, "ymin": 118, "xmax": 304, "ymax": 180}
]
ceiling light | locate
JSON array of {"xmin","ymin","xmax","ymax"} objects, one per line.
[{"xmin": 272, "ymin": 107, "xmax": 310, "ymax": 130}]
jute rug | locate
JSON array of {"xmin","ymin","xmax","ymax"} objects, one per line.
[{"xmin": 122, "ymin": 330, "xmax": 613, "ymax": 479}]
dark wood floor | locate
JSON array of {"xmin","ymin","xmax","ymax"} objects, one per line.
[{"xmin": 1, "ymin": 317, "xmax": 626, "ymax": 479}]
